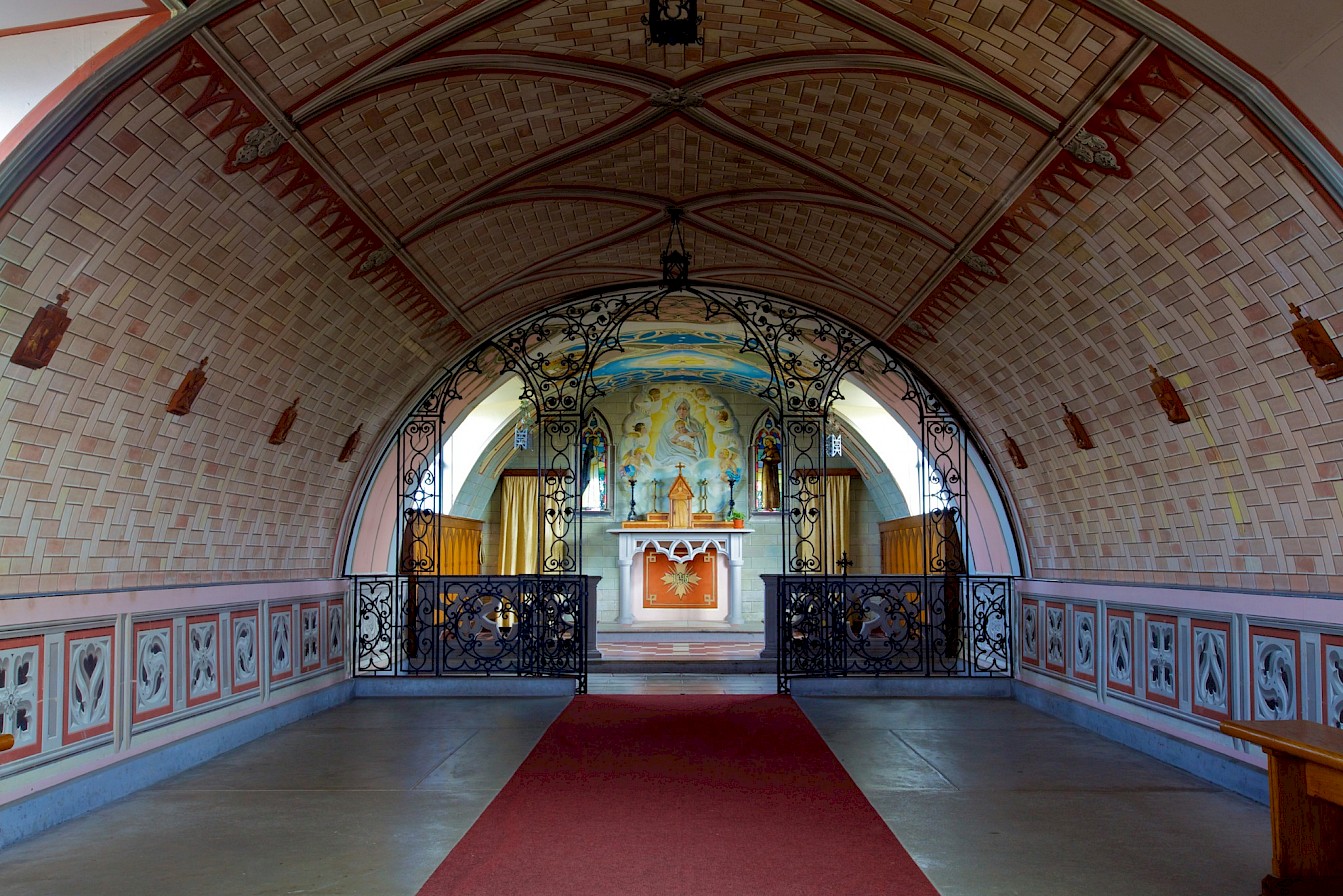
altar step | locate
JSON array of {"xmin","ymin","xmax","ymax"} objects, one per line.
[{"xmin": 591, "ymin": 638, "xmax": 771, "ymax": 674}]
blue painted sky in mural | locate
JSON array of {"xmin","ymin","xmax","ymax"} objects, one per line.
[{"xmin": 590, "ymin": 329, "xmax": 771, "ymax": 390}]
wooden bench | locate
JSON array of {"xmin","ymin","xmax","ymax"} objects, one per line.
[{"xmin": 1221, "ymin": 719, "xmax": 1343, "ymax": 896}]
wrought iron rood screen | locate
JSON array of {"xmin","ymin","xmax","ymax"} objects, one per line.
[
  {"xmin": 353, "ymin": 575, "xmax": 587, "ymax": 691},
  {"xmin": 778, "ymin": 574, "xmax": 1012, "ymax": 691}
]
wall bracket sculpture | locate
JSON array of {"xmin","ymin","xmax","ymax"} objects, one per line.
[
  {"xmin": 338, "ymin": 425, "xmax": 362, "ymax": 462},
  {"xmin": 269, "ymin": 398, "xmax": 299, "ymax": 445},
  {"xmin": 9, "ymin": 291, "xmax": 73, "ymax": 370},
  {"xmin": 1288, "ymin": 303, "xmax": 1343, "ymax": 381},
  {"xmin": 1003, "ymin": 431, "xmax": 1028, "ymax": 469},
  {"xmin": 1147, "ymin": 366, "xmax": 1190, "ymax": 423},
  {"xmin": 166, "ymin": 357, "xmax": 208, "ymax": 416},
  {"xmin": 1062, "ymin": 405, "xmax": 1094, "ymax": 450}
]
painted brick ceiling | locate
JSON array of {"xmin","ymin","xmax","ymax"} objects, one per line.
[{"xmin": 0, "ymin": 0, "xmax": 1342, "ymax": 593}]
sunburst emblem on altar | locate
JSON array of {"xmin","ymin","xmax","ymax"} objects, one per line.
[{"xmin": 660, "ymin": 561, "xmax": 702, "ymax": 598}]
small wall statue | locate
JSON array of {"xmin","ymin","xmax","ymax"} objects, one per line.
[
  {"xmin": 1002, "ymin": 431, "xmax": 1028, "ymax": 469},
  {"xmin": 338, "ymin": 425, "xmax": 362, "ymax": 462},
  {"xmin": 1288, "ymin": 303, "xmax": 1343, "ymax": 381},
  {"xmin": 166, "ymin": 357, "xmax": 209, "ymax": 416},
  {"xmin": 1061, "ymin": 404, "xmax": 1094, "ymax": 450},
  {"xmin": 269, "ymin": 397, "xmax": 299, "ymax": 445},
  {"xmin": 9, "ymin": 291, "xmax": 73, "ymax": 370},
  {"xmin": 1147, "ymin": 365, "xmax": 1190, "ymax": 424}
]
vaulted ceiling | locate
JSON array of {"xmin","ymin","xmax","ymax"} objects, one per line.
[{"xmin": 1, "ymin": 1, "xmax": 1342, "ymax": 593}]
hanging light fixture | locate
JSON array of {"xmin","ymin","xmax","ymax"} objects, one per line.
[
  {"xmin": 826, "ymin": 416, "xmax": 844, "ymax": 458},
  {"xmin": 660, "ymin": 207, "xmax": 691, "ymax": 287},
  {"xmin": 514, "ymin": 400, "xmax": 535, "ymax": 449},
  {"xmin": 644, "ymin": 0, "xmax": 702, "ymax": 46}
]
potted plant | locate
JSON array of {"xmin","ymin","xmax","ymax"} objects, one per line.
[{"xmin": 729, "ymin": 511, "xmax": 745, "ymax": 529}]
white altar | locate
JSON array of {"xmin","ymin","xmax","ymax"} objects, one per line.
[{"xmin": 609, "ymin": 528, "xmax": 752, "ymax": 626}]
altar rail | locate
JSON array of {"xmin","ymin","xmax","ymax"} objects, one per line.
[
  {"xmin": 772, "ymin": 575, "xmax": 1012, "ymax": 691},
  {"xmin": 351, "ymin": 576, "xmax": 592, "ymax": 692}
]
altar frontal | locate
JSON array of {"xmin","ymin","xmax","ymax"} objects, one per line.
[{"xmin": 643, "ymin": 547, "xmax": 719, "ymax": 609}]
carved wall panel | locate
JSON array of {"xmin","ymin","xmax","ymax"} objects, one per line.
[
  {"xmin": 1144, "ymin": 615, "xmax": 1178, "ymax": 709},
  {"xmin": 186, "ymin": 615, "xmax": 221, "ymax": 708},
  {"xmin": 0, "ymin": 636, "xmax": 42, "ymax": 762},
  {"xmin": 1189, "ymin": 619, "xmax": 1230, "ymax": 722},
  {"xmin": 133, "ymin": 620, "xmax": 173, "ymax": 724},
  {"xmin": 326, "ymin": 601, "xmax": 344, "ymax": 666},
  {"xmin": 232, "ymin": 610, "xmax": 260, "ymax": 693},
  {"xmin": 1106, "ymin": 609, "xmax": 1135, "ymax": 695},
  {"xmin": 1324, "ymin": 635, "xmax": 1343, "ymax": 730},
  {"xmin": 270, "ymin": 606, "xmax": 294, "ymax": 683},
  {"xmin": 1045, "ymin": 602, "xmax": 1066, "ymax": 674},
  {"xmin": 1250, "ymin": 626, "xmax": 1299, "ymax": 721},
  {"xmin": 1021, "ymin": 601, "xmax": 1039, "ymax": 667},
  {"xmin": 64, "ymin": 628, "xmax": 114, "ymax": 744},
  {"xmin": 1072, "ymin": 605, "xmax": 1097, "ymax": 683},
  {"xmin": 300, "ymin": 603, "xmax": 322, "ymax": 673}
]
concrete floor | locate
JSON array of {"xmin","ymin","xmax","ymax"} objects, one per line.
[{"xmin": 0, "ymin": 674, "xmax": 1268, "ymax": 895}]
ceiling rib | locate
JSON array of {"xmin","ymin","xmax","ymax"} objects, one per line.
[
  {"xmin": 881, "ymin": 36, "xmax": 1158, "ymax": 340},
  {"xmin": 194, "ymin": 28, "xmax": 476, "ymax": 337}
]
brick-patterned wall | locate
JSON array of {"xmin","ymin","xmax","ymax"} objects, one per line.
[
  {"xmin": 0, "ymin": 59, "xmax": 438, "ymax": 597},
  {"xmin": 919, "ymin": 80, "xmax": 1343, "ymax": 593}
]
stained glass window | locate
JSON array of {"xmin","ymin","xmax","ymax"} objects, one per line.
[
  {"xmin": 580, "ymin": 415, "xmax": 608, "ymax": 511},
  {"xmin": 753, "ymin": 415, "xmax": 783, "ymax": 512}
]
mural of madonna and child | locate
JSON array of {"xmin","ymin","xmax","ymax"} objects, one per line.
[{"xmin": 618, "ymin": 385, "xmax": 743, "ymax": 517}]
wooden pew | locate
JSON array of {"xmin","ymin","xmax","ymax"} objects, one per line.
[{"xmin": 1221, "ymin": 719, "xmax": 1343, "ymax": 896}]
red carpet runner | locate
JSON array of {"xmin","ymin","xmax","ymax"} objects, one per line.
[{"xmin": 417, "ymin": 695, "xmax": 938, "ymax": 896}]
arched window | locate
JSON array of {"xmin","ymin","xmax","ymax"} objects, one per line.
[
  {"xmin": 580, "ymin": 413, "xmax": 609, "ymax": 512},
  {"xmin": 752, "ymin": 414, "xmax": 784, "ymax": 513}
]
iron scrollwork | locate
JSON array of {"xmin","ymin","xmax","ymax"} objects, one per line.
[{"xmin": 358, "ymin": 281, "xmax": 1014, "ymax": 694}]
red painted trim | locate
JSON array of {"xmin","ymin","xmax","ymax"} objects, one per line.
[
  {"xmin": 0, "ymin": 635, "xmax": 44, "ymax": 763},
  {"xmin": 1105, "ymin": 608, "xmax": 1136, "ymax": 695},
  {"xmin": 185, "ymin": 614, "xmax": 221, "ymax": 708},
  {"xmin": 1187, "ymin": 618, "xmax": 1231, "ymax": 722},
  {"xmin": 231, "ymin": 609, "xmax": 261, "ymax": 692},
  {"xmin": 0, "ymin": 5, "xmax": 153, "ymax": 39},
  {"xmin": 0, "ymin": 12, "xmax": 169, "ymax": 164},
  {"xmin": 269, "ymin": 605, "xmax": 294, "ymax": 682},
  {"xmin": 1043, "ymin": 601, "xmax": 1067, "ymax": 674},
  {"xmin": 62, "ymin": 626, "xmax": 116, "ymax": 744},
  {"xmin": 1143, "ymin": 613, "xmax": 1179, "ymax": 709},
  {"xmin": 1248, "ymin": 625, "xmax": 1302, "ymax": 722}
]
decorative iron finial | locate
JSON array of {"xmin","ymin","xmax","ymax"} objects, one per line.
[
  {"xmin": 644, "ymin": 0, "xmax": 703, "ymax": 46},
  {"xmin": 660, "ymin": 207, "xmax": 691, "ymax": 286}
]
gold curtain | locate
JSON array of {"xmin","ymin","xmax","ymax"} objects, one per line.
[
  {"xmin": 499, "ymin": 474, "xmax": 539, "ymax": 575},
  {"xmin": 795, "ymin": 474, "xmax": 852, "ymax": 573},
  {"xmin": 400, "ymin": 513, "xmax": 482, "ymax": 575},
  {"xmin": 823, "ymin": 474, "xmax": 850, "ymax": 574}
]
